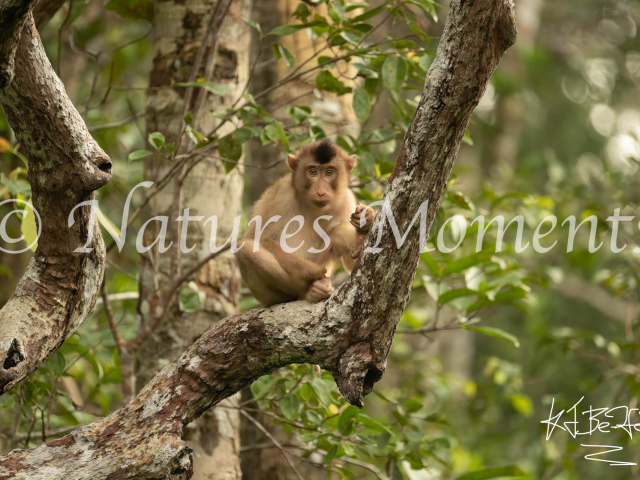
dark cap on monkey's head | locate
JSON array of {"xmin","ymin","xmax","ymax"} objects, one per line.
[{"xmin": 313, "ymin": 138, "xmax": 336, "ymax": 164}]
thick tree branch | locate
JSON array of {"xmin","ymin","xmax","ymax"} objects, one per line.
[
  {"xmin": 0, "ymin": 0, "xmax": 515, "ymax": 477},
  {"xmin": 0, "ymin": 17, "xmax": 112, "ymax": 394},
  {"xmin": 0, "ymin": 0, "xmax": 38, "ymax": 87},
  {"xmin": 33, "ymin": 0, "xmax": 69, "ymax": 29}
]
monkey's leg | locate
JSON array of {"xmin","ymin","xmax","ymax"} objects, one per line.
[
  {"xmin": 237, "ymin": 241, "xmax": 304, "ymax": 305},
  {"xmin": 262, "ymin": 240, "xmax": 328, "ymax": 282},
  {"xmin": 237, "ymin": 241, "xmax": 325, "ymax": 306}
]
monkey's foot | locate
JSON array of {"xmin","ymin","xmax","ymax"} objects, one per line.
[
  {"xmin": 351, "ymin": 234, "xmax": 366, "ymax": 259},
  {"xmin": 305, "ymin": 277, "xmax": 334, "ymax": 303}
]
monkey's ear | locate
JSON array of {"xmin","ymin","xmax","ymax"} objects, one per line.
[
  {"xmin": 287, "ymin": 154, "xmax": 298, "ymax": 170},
  {"xmin": 346, "ymin": 155, "xmax": 357, "ymax": 171}
]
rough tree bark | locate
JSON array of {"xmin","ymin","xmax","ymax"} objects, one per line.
[
  {"xmin": 0, "ymin": 7, "xmax": 112, "ymax": 395},
  {"xmin": 0, "ymin": 0, "xmax": 516, "ymax": 477},
  {"xmin": 135, "ymin": 0, "xmax": 251, "ymax": 478}
]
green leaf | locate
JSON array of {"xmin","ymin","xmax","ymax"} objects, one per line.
[
  {"xmin": 439, "ymin": 288, "xmax": 478, "ymax": 304},
  {"xmin": 405, "ymin": 398, "xmax": 423, "ymax": 413},
  {"xmin": 251, "ymin": 376, "xmax": 280, "ymax": 400},
  {"xmin": 352, "ymin": 5, "xmax": 384, "ymax": 22},
  {"xmin": 340, "ymin": 30, "xmax": 362, "ymax": 45},
  {"xmin": 381, "ymin": 56, "xmax": 406, "ymax": 91},
  {"xmin": 96, "ymin": 205, "xmax": 121, "ymax": 240},
  {"xmin": 316, "ymin": 70, "xmax": 351, "ymax": 95},
  {"xmin": 241, "ymin": 15, "xmax": 262, "ymax": 36},
  {"xmin": 463, "ymin": 129, "xmax": 474, "ymax": 145},
  {"xmin": 51, "ymin": 350, "xmax": 66, "ymax": 377},
  {"xmin": 292, "ymin": 3, "xmax": 310, "ymax": 19},
  {"xmin": 352, "ymin": 88, "xmax": 371, "ymax": 122},
  {"xmin": 269, "ymin": 21, "xmax": 324, "ymax": 36},
  {"xmin": 175, "ymin": 81, "xmax": 231, "ymax": 96},
  {"xmin": 179, "ymin": 281, "xmax": 206, "ymax": 313},
  {"xmin": 470, "ymin": 327, "xmax": 520, "ymax": 348},
  {"xmin": 509, "ymin": 393, "xmax": 533, "ymax": 417},
  {"xmin": 338, "ymin": 405, "xmax": 359, "ymax": 435},
  {"xmin": 441, "ymin": 253, "xmax": 489, "ymax": 277},
  {"xmin": 406, "ymin": 0, "xmax": 437, "ymax": 21},
  {"xmin": 305, "ymin": 410, "xmax": 323, "ymax": 425},
  {"xmin": 325, "ymin": 445, "xmax": 338, "ymax": 464},
  {"xmin": 311, "ymin": 378, "xmax": 333, "ymax": 407},
  {"xmin": 0, "ymin": 173, "xmax": 30, "ymax": 195},
  {"xmin": 129, "ymin": 150, "xmax": 153, "ymax": 162},
  {"xmin": 148, "ymin": 131, "xmax": 165, "ymax": 150},
  {"xmin": 185, "ymin": 125, "xmax": 207, "ymax": 146},
  {"xmin": 20, "ymin": 201, "xmax": 38, "ymax": 252},
  {"xmin": 219, "ymin": 134, "xmax": 243, "ymax": 164},
  {"xmin": 278, "ymin": 45, "xmax": 295, "ymax": 68},
  {"xmin": 234, "ymin": 127, "xmax": 255, "ymax": 144},
  {"xmin": 359, "ymin": 414, "xmax": 391, "ymax": 433},
  {"xmin": 453, "ymin": 466, "xmax": 526, "ymax": 480},
  {"xmin": 494, "ymin": 287, "xmax": 528, "ymax": 303},
  {"xmin": 0, "ymin": 393, "xmax": 15, "ymax": 409},
  {"xmin": 280, "ymin": 394, "xmax": 300, "ymax": 421}
]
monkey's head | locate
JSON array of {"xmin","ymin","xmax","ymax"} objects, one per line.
[{"xmin": 287, "ymin": 139, "xmax": 356, "ymax": 209}]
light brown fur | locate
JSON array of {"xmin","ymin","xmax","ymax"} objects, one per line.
[{"xmin": 236, "ymin": 140, "xmax": 374, "ymax": 306}]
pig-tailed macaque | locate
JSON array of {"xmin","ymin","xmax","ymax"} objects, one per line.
[{"xmin": 236, "ymin": 139, "xmax": 375, "ymax": 307}]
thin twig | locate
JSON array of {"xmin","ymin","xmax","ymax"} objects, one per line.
[
  {"xmin": 88, "ymin": 111, "xmax": 145, "ymax": 132},
  {"xmin": 101, "ymin": 283, "xmax": 125, "ymax": 349},
  {"xmin": 56, "ymin": 0, "xmax": 74, "ymax": 75}
]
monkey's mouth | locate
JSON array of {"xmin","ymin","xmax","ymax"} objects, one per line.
[{"xmin": 312, "ymin": 199, "xmax": 330, "ymax": 208}]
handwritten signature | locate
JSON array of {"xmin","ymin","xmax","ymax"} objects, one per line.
[{"xmin": 541, "ymin": 397, "xmax": 640, "ymax": 466}]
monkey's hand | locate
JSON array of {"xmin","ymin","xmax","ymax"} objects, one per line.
[{"xmin": 350, "ymin": 204, "xmax": 375, "ymax": 234}]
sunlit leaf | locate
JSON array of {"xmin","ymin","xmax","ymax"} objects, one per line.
[
  {"xmin": 352, "ymin": 88, "xmax": 371, "ymax": 122},
  {"xmin": 382, "ymin": 56, "xmax": 406, "ymax": 91},
  {"xmin": 128, "ymin": 150, "xmax": 152, "ymax": 162},
  {"xmin": 470, "ymin": 327, "xmax": 520, "ymax": 348},
  {"xmin": 453, "ymin": 466, "xmax": 526, "ymax": 480}
]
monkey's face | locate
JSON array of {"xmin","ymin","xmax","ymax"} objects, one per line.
[
  {"xmin": 303, "ymin": 162, "xmax": 339, "ymax": 208},
  {"xmin": 288, "ymin": 140, "xmax": 356, "ymax": 209}
]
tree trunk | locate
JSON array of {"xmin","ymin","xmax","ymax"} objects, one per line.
[{"xmin": 136, "ymin": 0, "xmax": 251, "ymax": 478}]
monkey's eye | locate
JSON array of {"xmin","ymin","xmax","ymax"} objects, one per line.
[
  {"xmin": 308, "ymin": 167, "xmax": 319, "ymax": 176},
  {"xmin": 325, "ymin": 169, "xmax": 335, "ymax": 177}
]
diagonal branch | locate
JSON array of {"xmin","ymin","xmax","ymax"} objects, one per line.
[{"xmin": 0, "ymin": 0, "xmax": 516, "ymax": 477}]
